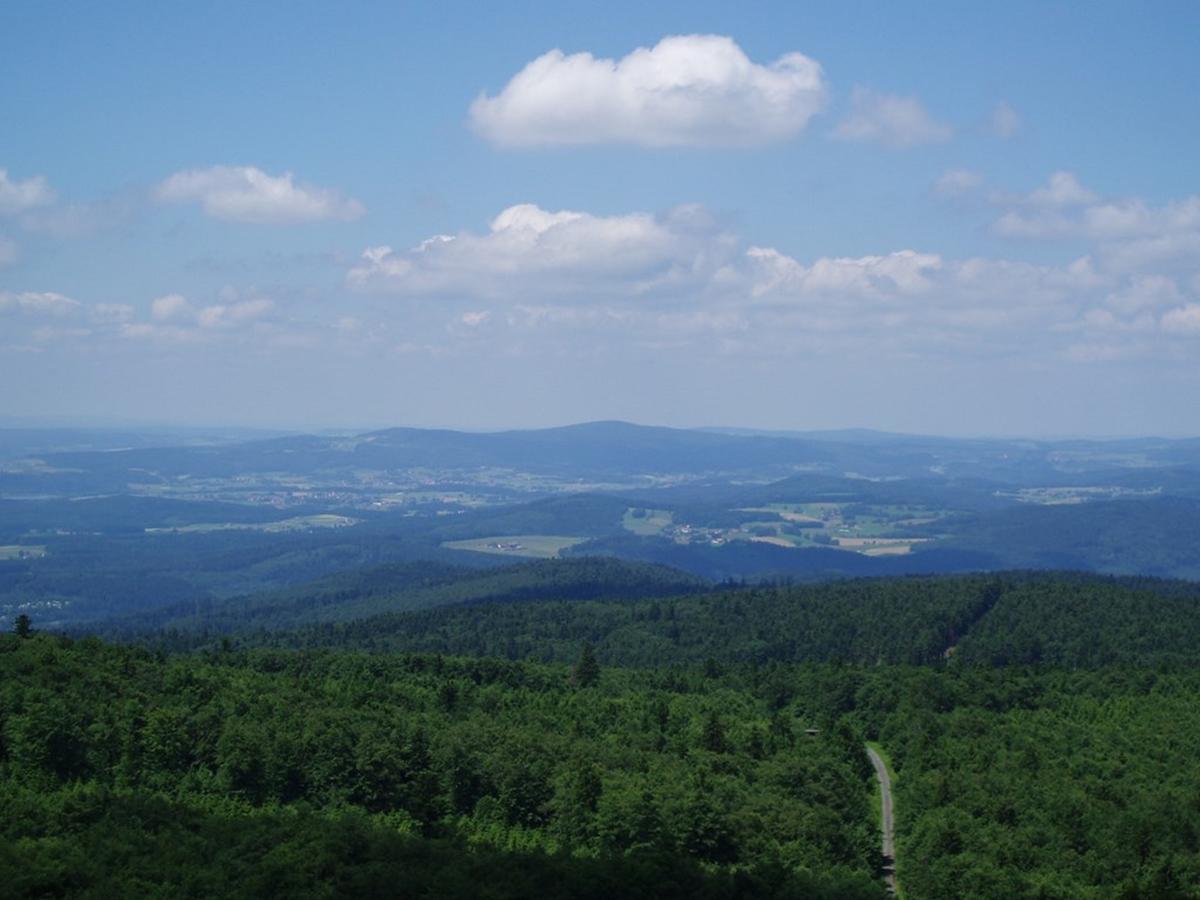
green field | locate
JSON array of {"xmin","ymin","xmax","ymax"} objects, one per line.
[
  {"xmin": 0, "ymin": 544, "xmax": 47, "ymax": 559},
  {"xmin": 622, "ymin": 507, "xmax": 674, "ymax": 535},
  {"xmin": 730, "ymin": 502, "xmax": 946, "ymax": 554},
  {"xmin": 145, "ymin": 514, "xmax": 358, "ymax": 534},
  {"xmin": 441, "ymin": 534, "xmax": 588, "ymax": 558}
]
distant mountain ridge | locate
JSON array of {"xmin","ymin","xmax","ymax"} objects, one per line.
[{"xmin": 7, "ymin": 420, "xmax": 1200, "ymax": 495}]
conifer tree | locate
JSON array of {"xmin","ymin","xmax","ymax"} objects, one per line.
[{"xmin": 572, "ymin": 642, "xmax": 600, "ymax": 688}]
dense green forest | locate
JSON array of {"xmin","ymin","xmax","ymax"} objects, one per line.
[
  {"xmin": 7, "ymin": 628, "xmax": 1200, "ymax": 897},
  {"xmin": 10, "ymin": 553, "xmax": 1200, "ymax": 896},
  {"xmin": 104, "ymin": 557, "xmax": 710, "ymax": 637},
  {"xmin": 863, "ymin": 667, "xmax": 1200, "ymax": 898},
  {"xmin": 1, "ymin": 633, "xmax": 882, "ymax": 899},
  {"xmin": 206, "ymin": 572, "xmax": 1200, "ymax": 670}
]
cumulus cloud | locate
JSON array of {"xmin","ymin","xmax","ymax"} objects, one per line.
[
  {"xmin": 0, "ymin": 290, "xmax": 80, "ymax": 316},
  {"xmin": 195, "ymin": 298, "xmax": 275, "ymax": 329},
  {"xmin": 989, "ymin": 101, "xmax": 1021, "ymax": 138},
  {"xmin": 832, "ymin": 88, "xmax": 952, "ymax": 147},
  {"xmin": 470, "ymin": 34, "xmax": 827, "ymax": 147},
  {"xmin": 348, "ymin": 202, "xmax": 735, "ymax": 299},
  {"xmin": 990, "ymin": 174, "xmax": 1200, "ymax": 275},
  {"xmin": 0, "ymin": 284, "xmax": 322, "ymax": 355},
  {"xmin": 746, "ymin": 247, "xmax": 942, "ymax": 299},
  {"xmin": 155, "ymin": 166, "xmax": 365, "ymax": 224},
  {"xmin": 1022, "ymin": 171, "xmax": 1098, "ymax": 208},
  {"xmin": 0, "ymin": 169, "xmax": 55, "ymax": 216},
  {"xmin": 147, "ymin": 291, "xmax": 275, "ymax": 330},
  {"xmin": 344, "ymin": 200, "xmax": 1149, "ymax": 362}
]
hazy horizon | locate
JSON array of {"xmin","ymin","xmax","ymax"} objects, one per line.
[{"xmin": 3, "ymin": 412, "xmax": 1198, "ymax": 444}]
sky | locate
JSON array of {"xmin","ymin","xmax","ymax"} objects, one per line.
[{"xmin": 2, "ymin": 0, "xmax": 1199, "ymax": 436}]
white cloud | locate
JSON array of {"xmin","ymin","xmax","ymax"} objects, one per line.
[
  {"xmin": 0, "ymin": 290, "xmax": 80, "ymax": 317},
  {"xmin": 989, "ymin": 101, "xmax": 1021, "ymax": 139},
  {"xmin": 832, "ymin": 88, "xmax": 952, "ymax": 147},
  {"xmin": 345, "ymin": 200, "xmax": 1136, "ymax": 361},
  {"xmin": 470, "ymin": 34, "xmax": 827, "ymax": 147},
  {"xmin": 154, "ymin": 166, "xmax": 365, "ymax": 224},
  {"xmin": 1104, "ymin": 275, "xmax": 1181, "ymax": 315},
  {"xmin": 195, "ymin": 298, "xmax": 275, "ymax": 329},
  {"xmin": 1023, "ymin": 171, "xmax": 1098, "ymax": 208},
  {"xmin": 746, "ymin": 247, "xmax": 942, "ymax": 298},
  {"xmin": 148, "ymin": 291, "xmax": 274, "ymax": 330},
  {"xmin": 934, "ymin": 169, "xmax": 983, "ymax": 198},
  {"xmin": 348, "ymin": 202, "xmax": 735, "ymax": 299},
  {"xmin": 151, "ymin": 293, "xmax": 194, "ymax": 322},
  {"xmin": 1161, "ymin": 304, "xmax": 1200, "ymax": 335},
  {"xmin": 0, "ymin": 169, "xmax": 55, "ymax": 216},
  {"xmin": 990, "ymin": 174, "xmax": 1200, "ymax": 277}
]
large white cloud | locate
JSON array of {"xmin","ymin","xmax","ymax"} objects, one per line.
[
  {"xmin": 155, "ymin": 166, "xmax": 365, "ymax": 224},
  {"xmin": 832, "ymin": 88, "xmax": 952, "ymax": 148},
  {"xmin": 0, "ymin": 169, "xmax": 55, "ymax": 216},
  {"xmin": 348, "ymin": 202, "xmax": 736, "ymax": 299},
  {"xmin": 470, "ymin": 35, "xmax": 827, "ymax": 147}
]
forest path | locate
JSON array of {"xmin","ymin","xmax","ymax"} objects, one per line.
[{"xmin": 866, "ymin": 744, "xmax": 898, "ymax": 896}]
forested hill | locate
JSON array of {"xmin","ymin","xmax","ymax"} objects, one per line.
[
  {"xmin": 246, "ymin": 572, "xmax": 1200, "ymax": 669},
  {"xmin": 95, "ymin": 557, "xmax": 712, "ymax": 637}
]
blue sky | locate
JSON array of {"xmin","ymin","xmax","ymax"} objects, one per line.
[{"xmin": 2, "ymin": 1, "xmax": 1199, "ymax": 435}]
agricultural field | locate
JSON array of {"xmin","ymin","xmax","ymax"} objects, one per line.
[
  {"xmin": 441, "ymin": 534, "xmax": 588, "ymax": 558},
  {"xmin": 1000, "ymin": 485, "xmax": 1162, "ymax": 505},
  {"xmin": 730, "ymin": 502, "xmax": 948, "ymax": 555},
  {"xmin": 145, "ymin": 514, "xmax": 358, "ymax": 534},
  {"xmin": 834, "ymin": 537, "xmax": 928, "ymax": 556},
  {"xmin": 0, "ymin": 544, "xmax": 47, "ymax": 559},
  {"xmin": 622, "ymin": 507, "xmax": 674, "ymax": 535}
]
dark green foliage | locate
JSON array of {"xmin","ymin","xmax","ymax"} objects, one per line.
[
  {"xmin": 953, "ymin": 578, "xmax": 1200, "ymax": 666},
  {"xmin": 98, "ymin": 557, "xmax": 709, "ymax": 645},
  {"xmin": 934, "ymin": 496, "xmax": 1200, "ymax": 579},
  {"xmin": 572, "ymin": 642, "xmax": 600, "ymax": 688},
  {"xmin": 254, "ymin": 572, "xmax": 1200, "ymax": 671},
  {"xmin": 14, "ymin": 613, "xmax": 31, "ymax": 638},
  {"xmin": 0, "ymin": 634, "xmax": 883, "ymax": 898}
]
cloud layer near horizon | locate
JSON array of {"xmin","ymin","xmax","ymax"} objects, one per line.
[
  {"xmin": 470, "ymin": 35, "xmax": 827, "ymax": 147},
  {"xmin": 340, "ymin": 184, "xmax": 1200, "ymax": 365}
]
